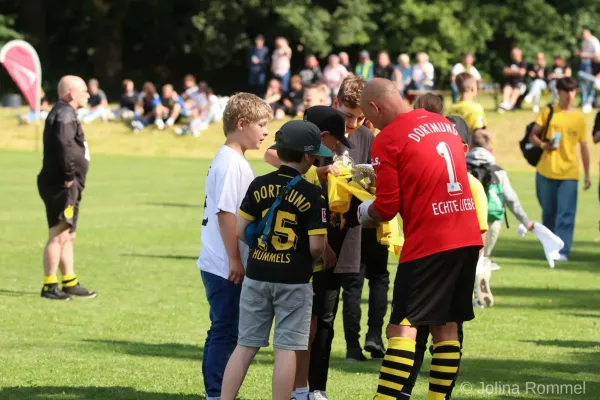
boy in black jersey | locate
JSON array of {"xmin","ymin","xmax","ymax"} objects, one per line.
[{"xmin": 221, "ymin": 120, "xmax": 331, "ymax": 400}]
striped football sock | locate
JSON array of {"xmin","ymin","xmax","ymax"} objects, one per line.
[
  {"xmin": 375, "ymin": 337, "xmax": 416, "ymax": 399},
  {"xmin": 427, "ymin": 340, "xmax": 462, "ymax": 400}
]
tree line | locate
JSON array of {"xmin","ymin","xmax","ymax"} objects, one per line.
[{"xmin": 0, "ymin": 0, "xmax": 598, "ymax": 99}]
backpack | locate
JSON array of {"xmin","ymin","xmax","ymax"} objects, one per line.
[
  {"xmin": 244, "ymin": 175, "xmax": 303, "ymax": 248},
  {"xmin": 468, "ymin": 163, "xmax": 509, "ymax": 227},
  {"xmin": 520, "ymin": 104, "xmax": 553, "ymax": 167}
]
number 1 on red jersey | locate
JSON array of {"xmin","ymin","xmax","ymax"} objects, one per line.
[{"xmin": 436, "ymin": 142, "xmax": 463, "ymax": 196}]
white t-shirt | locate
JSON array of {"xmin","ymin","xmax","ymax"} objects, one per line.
[
  {"xmin": 451, "ymin": 63, "xmax": 482, "ymax": 80},
  {"xmin": 197, "ymin": 145, "xmax": 255, "ymax": 279}
]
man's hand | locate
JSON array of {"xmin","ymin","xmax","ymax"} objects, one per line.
[
  {"xmin": 65, "ymin": 180, "xmax": 74, "ymax": 188},
  {"xmin": 357, "ymin": 200, "xmax": 378, "ymax": 228},
  {"xmin": 584, "ymin": 175, "xmax": 592, "ymax": 190},
  {"xmin": 228, "ymin": 258, "xmax": 245, "ymax": 285},
  {"xmin": 542, "ymin": 142, "xmax": 557, "ymax": 151},
  {"xmin": 322, "ymin": 244, "xmax": 337, "ymax": 269},
  {"xmin": 526, "ymin": 221, "xmax": 535, "ymax": 231},
  {"xmin": 316, "ymin": 165, "xmax": 340, "ymax": 180}
]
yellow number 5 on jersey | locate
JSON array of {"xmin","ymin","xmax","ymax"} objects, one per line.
[{"xmin": 257, "ymin": 209, "xmax": 299, "ymax": 251}]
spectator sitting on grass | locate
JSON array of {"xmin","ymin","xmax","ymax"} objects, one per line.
[
  {"xmin": 282, "ymin": 75, "xmax": 304, "ymax": 117},
  {"xmin": 299, "ymin": 55, "xmax": 324, "ymax": 87},
  {"xmin": 181, "ymin": 74, "xmax": 200, "ymax": 115},
  {"xmin": 109, "ymin": 79, "xmax": 137, "ymax": 121},
  {"xmin": 18, "ymin": 88, "xmax": 49, "ymax": 124},
  {"xmin": 175, "ymin": 107, "xmax": 204, "ymax": 137},
  {"xmin": 131, "ymin": 81, "xmax": 160, "ymax": 133},
  {"xmin": 547, "ymin": 55, "xmax": 572, "ymax": 103},
  {"xmin": 498, "ymin": 48, "xmax": 527, "ymax": 113},
  {"xmin": 200, "ymin": 87, "xmax": 224, "ymax": 125},
  {"xmin": 524, "ymin": 53, "xmax": 549, "ymax": 113},
  {"xmin": 155, "ymin": 84, "xmax": 184, "ymax": 130},
  {"xmin": 78, "ymin": 78, "xmax": 108, "ymax": 123},
  {"xmin": 264, "ymin": 78, "xmax": 286, "ymax": 120}
]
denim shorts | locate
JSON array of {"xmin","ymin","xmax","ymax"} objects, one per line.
[{"xmin": 238, "ymin": 277, "xmax": 312, "ymax": 350}]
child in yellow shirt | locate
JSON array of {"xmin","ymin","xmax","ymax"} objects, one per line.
[{"xmin": 447, "ymin": 72, "xmax": 487, "ymax": 134}]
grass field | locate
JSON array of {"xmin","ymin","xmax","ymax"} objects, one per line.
[{"xmin": 0, "ymin": 101, "xmax": 599, "ymax": 400}]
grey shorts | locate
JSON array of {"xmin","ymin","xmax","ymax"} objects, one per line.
[{"xmin": 238, "ymin": 277, "xmax": 312, "ymax": 351}]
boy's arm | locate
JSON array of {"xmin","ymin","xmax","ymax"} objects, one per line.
[
  {"xmin": 498, "ymin": 170, "xmax": 531, "ymax": 227},
  {"xmin": 218, "ymin": 211, "xmax": 245, "ymax": 285},
  {"xmin": 263, "ymin": 148, "xmax": 281, "ymax": 168},
  {"xmin": 236, "ymin": 215, "xmax": 251, "ymax": 245},
  {"xmin": 309, "ymin": 236, "xmax": 327, "ymax": 261},
  {"xmin": 581, "ymin": 142, "xmax": 591, "ymax": 190}
]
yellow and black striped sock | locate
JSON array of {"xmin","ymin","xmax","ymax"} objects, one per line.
[
  {"xmin": 61, "ymin": 273, "xmax": 78, "ymax": 288},
  {"xmin": 375, "ymin": 337, "xmax": 416, "ymax": 399},
  {"xmin": 43, "ymin": 275, "xmax": 58, "ymax": 285},
  {"xmin": 427, "ymin": 340, "xmax": 462, "ymax": 400}
]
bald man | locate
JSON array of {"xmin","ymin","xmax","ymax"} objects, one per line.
[
  {"xmin": 37, "ymin": 75, "xmax": 97, "ymax": 300},
  {"xmin": 356, "ymin": 79, "xmax": 482, "ymax": 399}
]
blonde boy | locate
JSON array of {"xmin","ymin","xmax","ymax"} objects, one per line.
[
  {"xmin": 197, "ymin": 92, "xmax": 272, "ymax": 400},
  {"xmin": 447, "ymin": 72, "xmax": 487, "ymax": 134}
]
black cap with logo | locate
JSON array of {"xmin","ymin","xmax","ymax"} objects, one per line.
[
  {"xmin": 304, "ymin": 105, "xmax": 353, "ymax": 149},
  {"xmin": 273, "ymin": 120, "xmax": 334, "ymax": 157},
  {"xmin": 447, "ymin": 115, "xmax": 471, "ymax": 146}
]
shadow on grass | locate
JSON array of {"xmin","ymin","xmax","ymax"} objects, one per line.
[
  {"xmin": 493, "ymin": 287, "xmax": 600, "ymax": 310},
  {"xmin": 493, "ymin": 238, "xmax": 600, "ymax": 269},
  {"xmin": 82, "ymin": 339, "xmax": 275, "ymax": 364},
  {"xmin": 523, "ymin": 340, "xmax": 600, "ymax": 349},
  {"xmin": 145, "ymin": 202, "xmax": 201, "ymax": 208},
  {"xmin": 0, "ymin": 289, "xmax": 38, "ymax": 297},
  {"xmin": 563, "ymin": 312, "xmax": 600, "ymax": 319},
  {"xmin": 120, "ymin": 253, "xmax": 197, "ymax": 261},
  {"xmin": 0, "ymin": 386, "xmax": 202, "ymax": 400}
]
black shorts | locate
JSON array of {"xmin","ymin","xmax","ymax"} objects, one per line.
[
  {"xmin": 389, "ymin": 246, "xmax": 480, "ymax": 326},
  {"xmin": 37, "ymin": 180, "xmax": 82, "ymax": 233}
]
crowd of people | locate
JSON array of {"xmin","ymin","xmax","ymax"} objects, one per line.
[{"xmin": 31, "ymin": 28, "xmax": 600, "ymax": 400}]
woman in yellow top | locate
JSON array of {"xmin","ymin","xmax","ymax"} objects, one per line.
[{"xmin": 529, "ymin": 77, "xmax": 591, "ymax": 262}]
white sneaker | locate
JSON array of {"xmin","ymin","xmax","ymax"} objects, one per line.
[
  {"xmin": 490, "ymin": 262, "xmax": 501, "ymax": 271},
  {"xmin": 166, "ymin": 117, "xmax": 175, "ymax": 127},
  {"xmin": 309, "ymin": 391, "xmax": 329, "ymax": 400},
  {"xmin": 474, "ymin": 260, "xmax": 494, "ymax": 308},
  {"xmin": 532, "ymin": 105, "xmax": 540, "ymax": 113},
  {"xmin": 524, "ymin": 95, "xmax": 533, "ymax": 104},
  {"xmin": 583, "ymin": 104, "xmax": 593, "ymax": 113},
  {"xmin": 131, "ymin": 120, "xmax": 144, "ymax": 133},
  {"xmin": 552, "ymin": 253, "xmax": 569, "ymax": 262},
  {"xmin": 155, "ymin": 118, "xmax": 165, "ymax": 130}
]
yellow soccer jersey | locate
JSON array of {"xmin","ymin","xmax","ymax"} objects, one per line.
[
  {"xmin": 447, "ymin": 100, "xmax": 487, "ymax": 133},
  {"xmin": 468, "ymin": 172, "xmax": 488, "ymax": 232},
  {"xmin": 303, "ymin": 165, "xmax": 321, "ymax": 187},
  {"xmin": 535, "ymin": 104, "xmax": 587, "ymax": 180}
]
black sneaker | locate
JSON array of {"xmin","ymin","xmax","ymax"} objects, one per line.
[
  {"xmin": 346, "ymin": 347, "xmax": 367, "ymax": 363},
  {"xmin": 62, "ymin": 283, "xmax": 98, "ymax": 299},
  {"xmin": 41, "ymin": 283, "xmax": 72, "ymax": 301},
  {"xmin": 364, "ymin": 335, "xmax": 386, "ymax": 359}
]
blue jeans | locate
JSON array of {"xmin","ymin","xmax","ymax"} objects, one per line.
[
  {"xmin": 201, "ymin": 271, "xmax": 241, "ymax": 398},
  {"xmin": 528, "ymin": 79, "xmax": 547, "ymax": 106},
  {"xmin": 535, "ymin": 173, "xmax": 578, "ymax": 257},
  {"xmin": 275, "ymin": 71, "xmax": 291, "ymax": 93},
  {"xmin": 578, "ymin": 67, "xmax": 596, "ymax": 106}
]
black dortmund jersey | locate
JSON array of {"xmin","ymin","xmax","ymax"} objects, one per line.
[{"xmin": 239, "ymin": 165, "xmax": 327, "ymax": 284}]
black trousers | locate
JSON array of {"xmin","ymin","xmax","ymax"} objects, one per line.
[
  {"xmin": 341, "ymin": 228, "xmax": 390, "ymax": 349},
  {"xmin": 402, "ymin": 323, "xmax": 464, "ymax": 398}
]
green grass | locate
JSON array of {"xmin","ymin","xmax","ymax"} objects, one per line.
[{"xmin": 0, "ymin": 103, "xmax": 599, "ymax": 399}]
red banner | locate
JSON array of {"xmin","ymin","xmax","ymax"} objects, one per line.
[{"xmin": 0, "ymin": 40, "xmax": 42, "ymax": 111}]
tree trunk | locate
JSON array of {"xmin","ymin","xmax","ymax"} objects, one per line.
[{"xmin": 92, "ymin": 0, "xmax": 126, "ymax": 93}]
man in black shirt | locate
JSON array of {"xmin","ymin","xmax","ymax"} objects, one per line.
[
  {"xmin": 374, "ymin": 51, "xmax": 402, "ymax": 89},
  {"xmin": 37, "ymin": 75, "xmax": 97, "ymax": 301}
]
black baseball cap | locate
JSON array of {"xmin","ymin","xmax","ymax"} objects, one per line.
[
  {"xmin": 447, "ymin": 115, "xmax": 471, "ymax": 146},
  {"xmin": 304, "ymin": 105, "xmax": 353, "ymax": 149},
  {"xmin": 273, "ymin": 120, "xmax": 334, "ymax": 157}
]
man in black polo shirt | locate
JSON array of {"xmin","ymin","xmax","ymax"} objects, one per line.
[{"xmin": 37, "ymin": 75, "xmax": 97, "ymax": 300}]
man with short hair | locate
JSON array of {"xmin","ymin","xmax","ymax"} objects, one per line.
[
  {"xmin": 77, "ymin": 78, "xmax": 108, "ymax": 124},
  {"xmin": 248, "ymin": 34, "xmax": 270, "ymax": 95},
  {"xmin": 38, "ymin": 75, "xmax": 98, "ymax": 301},
  {"xmin": 447, "ymin": 72, "xmax": 487, "ymax": 134},
  {"xmin": 357, "ymin": 78, "xmax": 483, "ymax": 399},
  {"xmin": 155, "ymin": 84, "xmax": 184, "ymax": 129}
]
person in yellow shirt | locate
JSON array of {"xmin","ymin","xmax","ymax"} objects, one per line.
[
  {"xmin": 447, "ymin": 72, "xmax": 487, "ymax": 134},
  {"xmin": 529, "ymin": 77, "xmax": 591, "ymax": 261}
]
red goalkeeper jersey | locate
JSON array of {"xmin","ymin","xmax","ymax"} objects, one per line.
[{"xmin": 371, "ymin": 108, "xmax": 483, "ymax": 263}]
